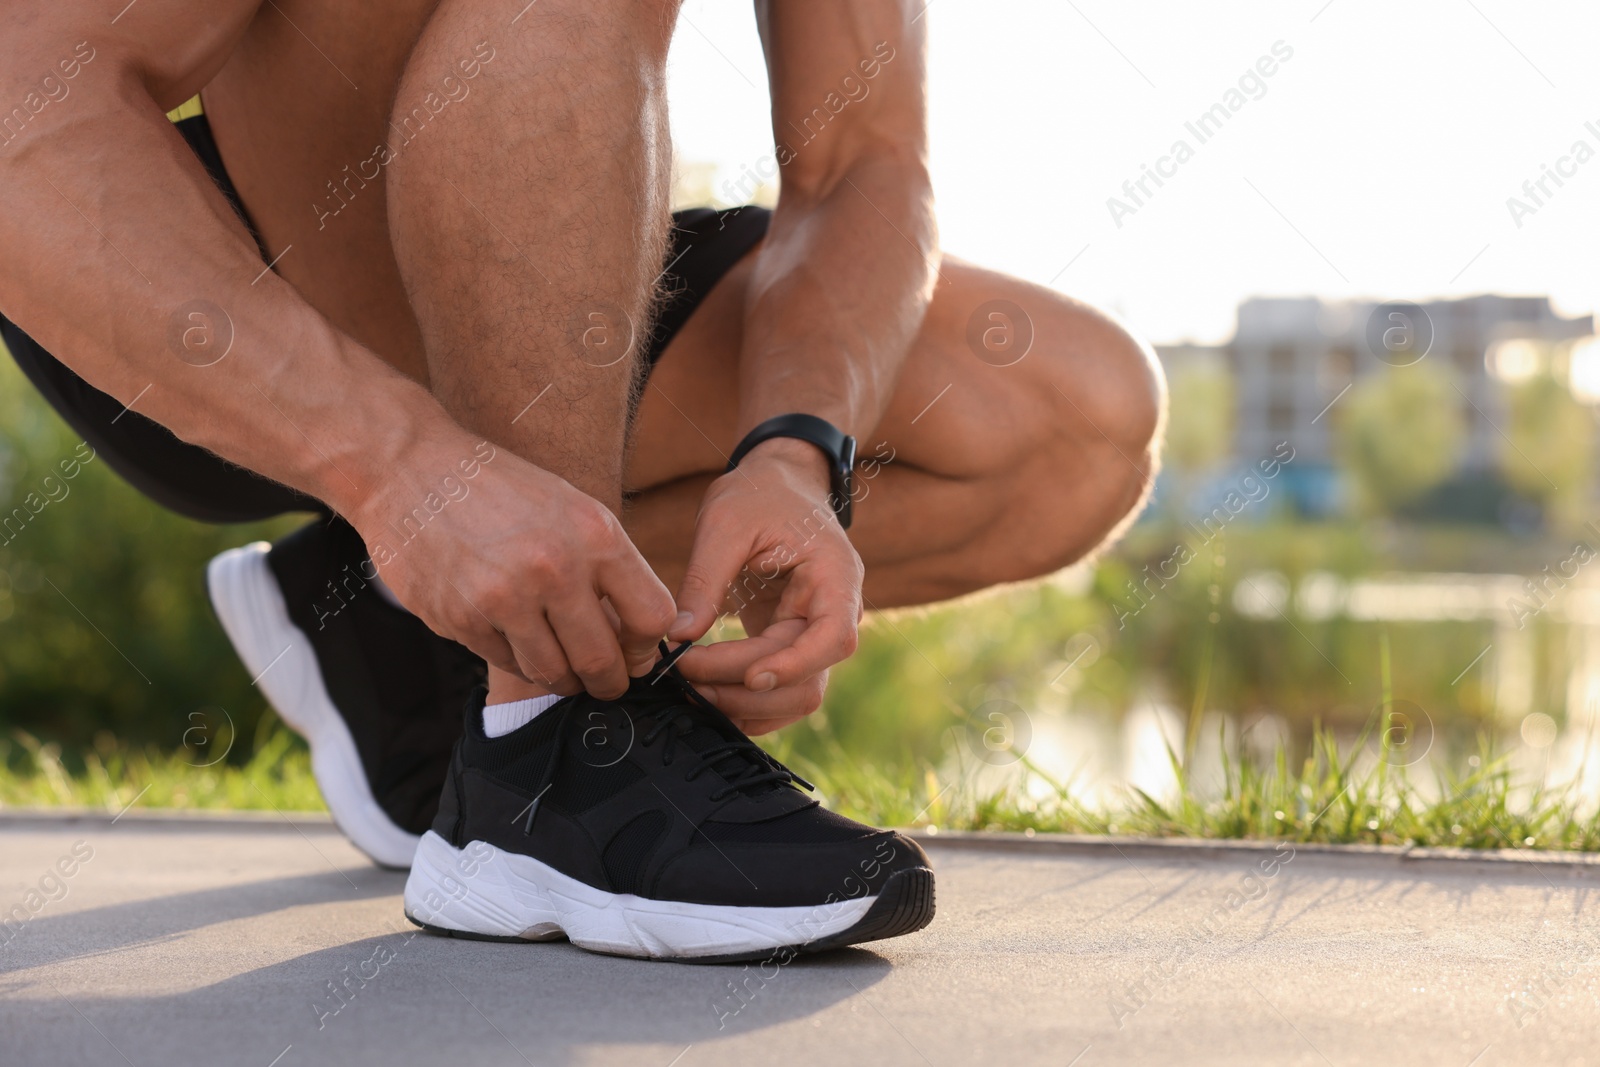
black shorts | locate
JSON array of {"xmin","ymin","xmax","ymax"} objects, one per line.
[{"xmin": 0, "ymin": 111, "xmax": 770, "ymax": 524}]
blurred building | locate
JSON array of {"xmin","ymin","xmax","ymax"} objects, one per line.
[{"xmin": 1158, "ymin": 295, "xmax": 1595, "ymax": 516}]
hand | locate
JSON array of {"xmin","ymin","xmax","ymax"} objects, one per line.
[
  {"xmin": 669, "ymin": 438, "xmax": 864, "ymax": 729},
  {"xmin": 348, "ymin": 435, "xmax": 677, "ymax": 700},
  {"xmin": 675, "ymin": 619, "xmax": 829, "ymax": 735}
]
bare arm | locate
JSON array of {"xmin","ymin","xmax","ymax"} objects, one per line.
[
  {"xmin": 743, "ymin": 0, "xmax": 936, "ymax": 453},
  {"xmin": 670, "ymin": 0, "xmax": 934, "ymax": 729},
  {"xmin": 0, "ymin": 4, "xmax": 675, "ymax": 696},
  {"xmin": 0, "ymin": 5, "xmax": 442, "ymax": 519}
]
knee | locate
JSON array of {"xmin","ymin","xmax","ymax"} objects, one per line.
[
  {"xmin": 1023, "ymin": 290, "xmax": 1164, "ymax": 490},
  {"xmin": 1004, "ymin": 291, "xmax": 1166, "ymax": 572},
  {"xmin": 959, "ymin": 276, "xmax": 1164, "ymax": 477},
  {"xmin": 1041, "ymin": 296, "xmax": 1166, "ymax": 473}
]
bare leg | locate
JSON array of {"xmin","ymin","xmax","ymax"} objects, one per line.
[
  {"xmin": 628, "ymin": 250, "xmax": 1165, "ymax": 608},
  {"xmin": 385, "ymin": 0, "xmax": 678, "ymax": 703},
  {"xmin": 202, "ymin": 0, "xmax": 1155, "ymax": 657},
  {"xmin": 202, "ymin": 0, "xmax": 440, "ymax": 386},
  {"xmin": 208, "ymin": 0, "xmax": 681, "ymax": 703}
]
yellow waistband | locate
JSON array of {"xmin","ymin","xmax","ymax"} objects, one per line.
[{"xmin": 166, "ymin": 95, "xmax": 204, "ymax": 123}]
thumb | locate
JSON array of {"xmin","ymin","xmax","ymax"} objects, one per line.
[{"xmin": 671, "ymin": 522, "xmax": 751, "ymax": 642}]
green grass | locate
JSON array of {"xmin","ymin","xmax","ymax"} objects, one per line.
[
  {"xmin": 7, "ymin": 717, "xmax": 1598, "ymax": 853},
  {"xmin": 0, "ymin": 720, "xmax": 321, "ymax": 814},
  {"xmin": 790, "ymin": 676, "xmax": 1600, "ymax": 853}
]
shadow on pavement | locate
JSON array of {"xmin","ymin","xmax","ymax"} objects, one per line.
[{"xmin": 2, "ymin": 865, "xmax": 893, "ymax": 1066}]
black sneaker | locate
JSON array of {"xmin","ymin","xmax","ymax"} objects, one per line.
[
  {"xmin": 207, "ymin": 519, "xmax": 484, "ymax": 868},
  {"xmin": 403, "ymin": 649, "xmax": 936, "ymax": 961}
]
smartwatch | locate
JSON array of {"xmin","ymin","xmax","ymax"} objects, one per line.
[{"xmin": 726, "ymin": 414, "xmax": 858, "ymax": 528}]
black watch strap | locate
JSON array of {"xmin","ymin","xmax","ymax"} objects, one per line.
[{"xmin": 726, "ymin": 414, "xmax": 858, "ymax": 528}]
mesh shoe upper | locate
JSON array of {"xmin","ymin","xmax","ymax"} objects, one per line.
[{"xmin": 432, "ymin": 658, "xmax": 930, "ymax": 909}]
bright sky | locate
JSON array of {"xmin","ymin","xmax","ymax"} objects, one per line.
[{"xmin": 666, "ymin": 0, "xmax": 1600, "ymax": 345}]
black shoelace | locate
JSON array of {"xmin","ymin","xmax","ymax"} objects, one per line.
[{"xmin": 521, "ymin": 641, "xmax": 812, "ymax": 833}]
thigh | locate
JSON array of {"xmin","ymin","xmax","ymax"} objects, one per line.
[
  {"xmin": 631, "ymin": 247, "xmax": 1162, "ymax": 560},
  {"xmin": 200, "ymin": 0, "xmax": 442, "ymax": 384}
]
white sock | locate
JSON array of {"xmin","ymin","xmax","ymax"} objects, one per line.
[{"xmin": 482, "ymin": 694, "xmax": 563, "ymax": 738}]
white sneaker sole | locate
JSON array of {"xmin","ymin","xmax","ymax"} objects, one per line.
[
  {"xmin": 404, "ymin": 830, "xmax": 889, "ymax": 961},
  {"xmin": 207, "ymin": 542, "xmax": 420, "ymax": 869}
]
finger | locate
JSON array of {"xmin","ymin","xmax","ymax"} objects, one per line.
[
  {"xmin": 438, "ymin": 591, "xmax": 570, "ymax": 689},
  {"xmin": 499, "ymin": 618, "xmax": 584, "ymax": 696},
  {"xmin": 515, "ymin": 643, "xmax": 585, "ymax": 700},
  {"xmin": 695, "ymin": 670, "xmax": 828, "ymax": 736},
  {"xmin": 600, "ymin": 597, "xmax": 658, "ymax": 679},
  {"xmin": 547, "ymin": 598, "xmax": 630, "ymax": 700},
  {"xmin": 670, "ymin": 518, "xmax": 754, "ymax": 642},
  {"xmin": 455, "ymin": 624, "xmax": 522, "ymax": 681},
  {"xmin": 673, "ymin": 619, "xmax": 809, "ymax": 684},
  {"xmin": 746, "ymin": 585, "xmax": 860, "ymax": 690},
  {"xmin": 728, "ymin": 708, "xmax": 810, "ymax": 736},
  {"xmin": 597, "ymin": 549, "xmax": 677, "ymax": 676}
]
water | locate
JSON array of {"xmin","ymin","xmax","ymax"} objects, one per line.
[{"xmin": 968, "ymin": 569, "xmax": 1600, "ymax": 812}]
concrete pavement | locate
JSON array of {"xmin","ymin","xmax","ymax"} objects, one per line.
[{"xmin": 2, "ymin": 811, "xmax": 1598, "ymax": 1066}]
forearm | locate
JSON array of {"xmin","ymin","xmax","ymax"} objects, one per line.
[
  {"xmin": 737, "ymin": 155, "xmax": 936, "ymax": 447},
  {"xmin": 0, "ymin": 59, "xmax": 459, "ymax": 518},
  {"xmin": 741, "ymin": 0, "xmax": 934, "ymax": 479}
]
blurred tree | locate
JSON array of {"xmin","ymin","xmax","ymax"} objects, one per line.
[
  {"xmin": 1497, "ymin": 373, "xmax": 1594, "ymax": 529},
  {"xmin": 1337, "ymin": 362, "xmax": 1466, "ymax": 517},
  {"xmin": 1161, "ymin": 355, "xmax": 1235, "ymax": 510},
  {"xmin": 0, "ymin": 349, "xmax": 294, "ymax": 758}
]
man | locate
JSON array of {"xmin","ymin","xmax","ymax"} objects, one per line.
[{"xmin": 0, "ymin": 1, "xmax": 1162, "ymax": 961}]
